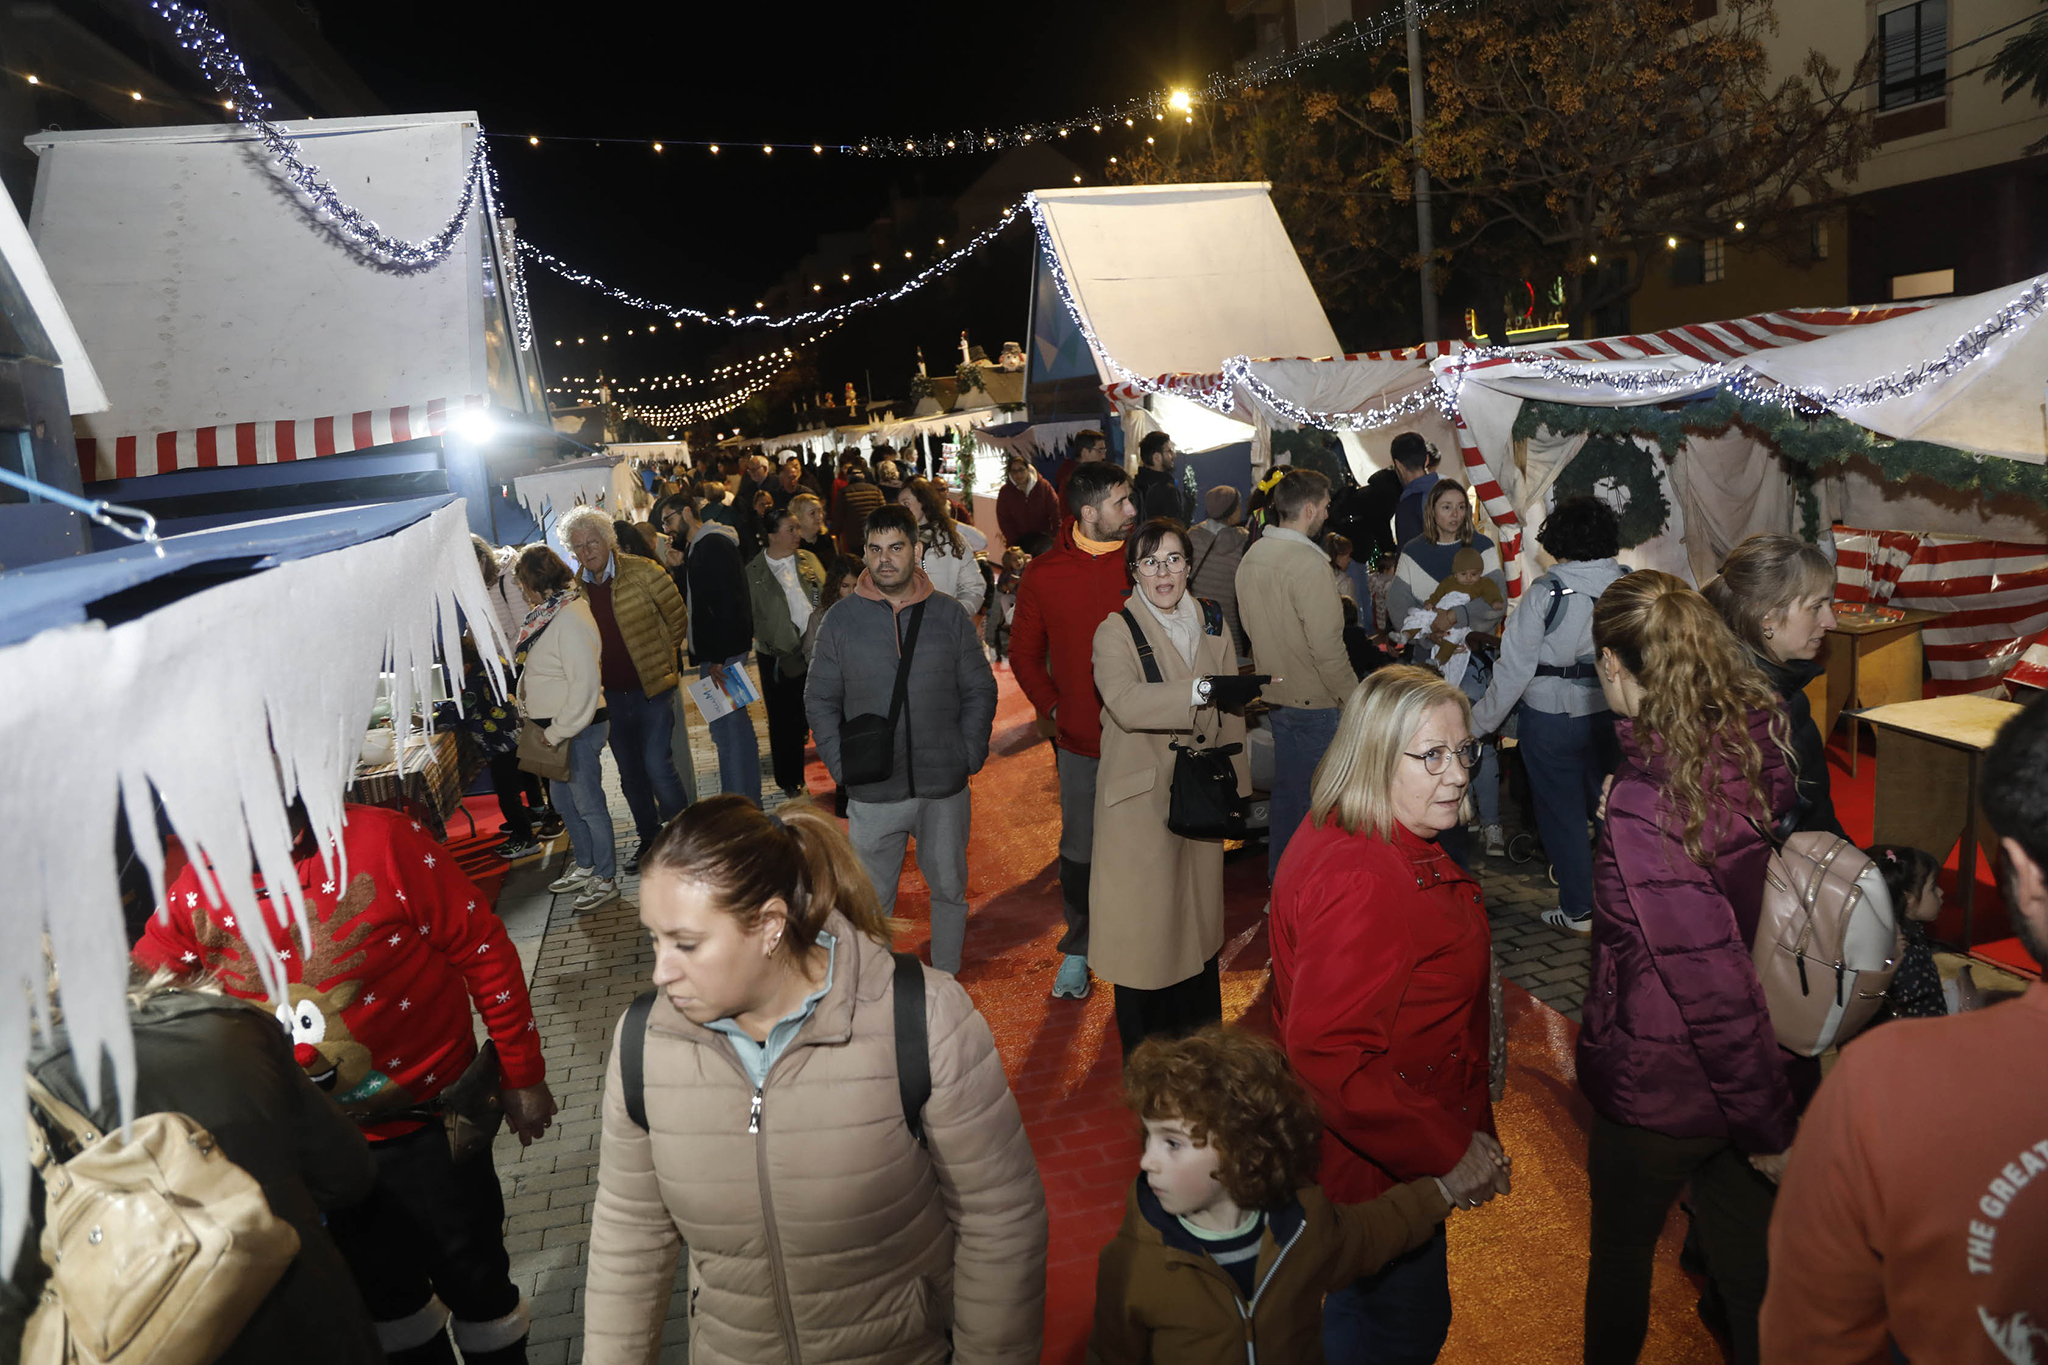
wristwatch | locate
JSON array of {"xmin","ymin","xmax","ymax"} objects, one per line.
[{"xmin": 1195, "ymin": 677, "xmax": 1214, "ymax": 705}]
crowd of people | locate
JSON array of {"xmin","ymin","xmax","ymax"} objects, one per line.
[{"xmin": 20, "ymin": 432, "xmax": 2044, "ymax": 1365}]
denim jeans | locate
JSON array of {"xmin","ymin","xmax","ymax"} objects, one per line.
[
  {"xmin": 1267, "ymin": 705, "xmax": 1344, "ymax": 883},
  {"xmin": 1517, "ymin": 705, "xmax": 1618, "ymax": 921},
  {"xmin": 700, "ymin": 655, "xmax": 762, "ymax": 806},
  {"xmin": 1322, "ymin": 1222, "xmax": 1451, "ymax": 1364},
  {"xmin": 549, "ymin": 722, "xmax": 615, "ymax": 881},
  {"xmin": 604, "ymin": 688, "xmax": 690, "ymax": 844}
]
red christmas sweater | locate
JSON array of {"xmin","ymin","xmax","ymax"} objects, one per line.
[{"xmin": 135, "ymin": 804, "xmax": 545, "ymax": 1133}]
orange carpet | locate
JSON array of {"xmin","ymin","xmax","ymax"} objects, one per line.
[{"xmin": 859, "ymin": 665, "xmax": 1722, "ymax": 1364}]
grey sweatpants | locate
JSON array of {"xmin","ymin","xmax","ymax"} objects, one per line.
[{"xmin": 850, "ymin": 788, "xmax": 973, "ymax": 973}]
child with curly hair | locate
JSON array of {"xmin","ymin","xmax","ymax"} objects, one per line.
[{"xmin": 1089, "ymin": 1026, "xmax": 1458, "ymax": 1364}]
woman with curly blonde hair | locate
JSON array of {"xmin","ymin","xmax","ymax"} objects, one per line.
[
  {"xmin": 1090, "ymin": 1026, "xmax": 1457, "ymax": 1364},
  {"xmin": 1576, "ymin": 571, "xmax": 1810, "ymax": 1365}
]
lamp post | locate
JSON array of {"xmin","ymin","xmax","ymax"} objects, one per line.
[{"xmin": 1406, "ymin": 0, "xmax": 1439, "ymax": 342}]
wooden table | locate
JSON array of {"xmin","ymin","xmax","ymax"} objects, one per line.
[
  {"xmin": 1856, "ymin": 694, "xmax": 2025, "ymax": 946},
  {"xmin": 1801, "ymin": 608, "xmax": 1940, "ymax": 775}
]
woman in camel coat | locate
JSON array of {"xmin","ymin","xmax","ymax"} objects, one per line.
[{"xmin": 1088, "ymin": 518, "xmax": 1264, "ymax": 1060}]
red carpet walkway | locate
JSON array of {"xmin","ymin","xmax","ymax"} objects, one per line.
[{"xmin": 870, "ymin": 666, "xmax": 1720, "ymax": 1364}]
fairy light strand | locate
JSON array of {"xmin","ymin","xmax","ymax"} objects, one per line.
[
  {"xmin": 518, "ymin": 200, "xmax": 1027, "ymax": 329},
  {"xmin": 149, "ymin": 0, "xmax": 490, "ymax": 274},
  {"xmin": 1030, "ymin": 193, "xmax": 2046, "ymax": 434}
]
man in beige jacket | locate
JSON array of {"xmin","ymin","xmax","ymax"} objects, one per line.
[{"xmin": 1235, "ymin": 469, "xmax": 1357, "ymax": 882}]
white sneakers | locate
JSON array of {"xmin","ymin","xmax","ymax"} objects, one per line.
[
  {"xmin": 573, "ymin": 878, "xmax": 619, "ymax": 912},
  {"xmin": 1484, "ymin": 824, "xmax": 1506, "ymax": 858},
  {"xmin": 549, "ymin": 865, "xmax": 594, "ymax": 894}
]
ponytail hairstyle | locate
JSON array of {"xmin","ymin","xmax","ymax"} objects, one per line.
[
  {"xmin": 1592, "ymin": 571, "xmax": 1794, "ymax": 865},
  {"xmin": 1866, "ymin": 844, "xmax": 1941, "ymax": 921},
  {"xmin": 641, "ymin": 795, "xmax": 901, "ymax": 953},
  {"xmin": 1700, "ymin": 533, "xmax": 1835, "ymax": 657}
]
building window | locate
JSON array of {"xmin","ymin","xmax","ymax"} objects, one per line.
[
  {"xmin": 1811, "ymin": 221, "xmax": 1830, "ymax": 260},
  {"xmin": 1703, "ymin": 237, "xmax": 1726, "ymax": 283},
  {"xmin": 1669, "ymin": 239, "xmax": 1704, "ymax": 287},
  {"xmin": 1879, "ymin": 0, "xmax": 1946, "ymax": 111}
]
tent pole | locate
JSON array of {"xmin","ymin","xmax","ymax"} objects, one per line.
[{"xmin": 1406, "ymin": 0, "xmax": 1439, "ymax": 343}]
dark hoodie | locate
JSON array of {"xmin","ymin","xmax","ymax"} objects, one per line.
[
  {"xmin": 1753, "ymin": 650, "xmax": 1846, "ymax": 837},
  {"xmin": 1089, "ymin": 1175, "xmax": 1449, "ymax": 1365}
]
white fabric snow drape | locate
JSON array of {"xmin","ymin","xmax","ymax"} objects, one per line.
[
  {"xmin": 512, "ymin": 457, "xmax": 639, "ymax": 528},
  {"xmin": 0, "ymin": 501, "xmax": 500, "ymax": 1274}
]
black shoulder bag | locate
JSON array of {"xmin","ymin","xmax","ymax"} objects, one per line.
[
  {"xmin": 839, "ymin": 601, "xmax": 926, "ymax": 787},
  {"xmin": 619, "ymin": 950, "xmax": 931, "ymax": 1143},
  {"xmin": 1119, "ymin": 607, "xmax": 1245, "ymax": 840}
]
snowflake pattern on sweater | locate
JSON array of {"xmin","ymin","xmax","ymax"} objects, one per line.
[{"xmin": 135, "ymin": 804, "xmax": 545, "ymax": 1122}]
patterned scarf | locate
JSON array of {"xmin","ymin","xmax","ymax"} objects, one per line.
[{"xmin": 514, "ymin": 588, "xmax": 573, "ymax": 668}]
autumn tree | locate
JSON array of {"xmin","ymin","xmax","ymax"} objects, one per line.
[{"xmin": 1114, "ymin": 0, "xmax": 1874, "ymax": 341}]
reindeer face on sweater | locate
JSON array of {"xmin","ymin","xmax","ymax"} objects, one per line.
[{"xmin": 276, "ymin": 976, "xmax": 375, "ymax": 1095}]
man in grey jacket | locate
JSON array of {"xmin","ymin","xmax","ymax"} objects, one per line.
[{"xmin": 806, "ymin": 503, "xmax": 998, "ymax": 973}]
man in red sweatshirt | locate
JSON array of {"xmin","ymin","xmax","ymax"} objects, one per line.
[
  {"xmin": 1761, "ymin": 693, "xmax": 2048, "ymax": 1364},
  {"xmin": 137, "ymin": 802, "xmax": 553, "ymax": 1365},
  {"xmin": 1010, "ymin": 460, "xmax": 1137, "ymax": 1000}
]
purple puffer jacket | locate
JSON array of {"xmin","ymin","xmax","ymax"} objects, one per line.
[{"xmin": 1578, "ymin": 709, "xmax": 1802, "ymax": 1153}]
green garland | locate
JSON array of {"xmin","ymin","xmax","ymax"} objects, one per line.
[
  {"xmin": 955, "ymin": 362, "xmax": 987, "ymax": 395},
  {"xmin": 907, "ymin": 373, "xmax": 936, "ymax": 403},
  {"xmin": 1550, "ymin": 435, "xmax": 1674, "ymax": 549},
  {"xmin": 1513, "ymin": 393, "xmax": 2048, "ymax": 541}
]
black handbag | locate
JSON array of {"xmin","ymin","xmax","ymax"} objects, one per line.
[
  {"xmin": 840, "ymin": 601, "xmax": 926, "ymax": 787},
  {"xmin": 1119, "ymin": 607, "xmax": 1246, "ymax": 840}
]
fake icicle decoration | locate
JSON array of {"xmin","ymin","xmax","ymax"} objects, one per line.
[{"xmin": 0, "ymin": 500, "xmax": 503, "ymax": 1275}]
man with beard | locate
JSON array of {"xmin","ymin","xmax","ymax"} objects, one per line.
[
  {"xmin": 805, "ymin": 504, "xmax": 997, "ymax": 974},
  {"xmin": 1009, "ymin": 461, "xmax": 1138, "ymax": 1001},
  {"xmin": 1761, "ymin": 693, "xmax": 2048, "ymax": 1364}
]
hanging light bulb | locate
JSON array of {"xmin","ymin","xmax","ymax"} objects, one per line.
[
  {"xmin": 1168, "ymin": 89, "xmax": 1193, "ymax": 113},
  {"xmin": 710, "ymin": 144, "xmax": 720, "ymax": 153},
  {"xmin": 653, "ymin": 142, "xmax": 663, "ymax": 152},
  {"xmin": 528, "ymin": 135, "xmax": 539, "ymax": 145},
  {"xmin": 813, "ymin": 144, "xmax": 823, "ymax": 154}
]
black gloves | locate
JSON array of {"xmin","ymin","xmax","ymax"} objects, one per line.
[{"xmin": 1202, "ymin": 673, "xmax": 1271, "ymax": 712}]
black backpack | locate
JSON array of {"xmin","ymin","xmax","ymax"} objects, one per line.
[{"xmin": 617, "ymin": 950, "xmax": 932, "ymax": 1146}]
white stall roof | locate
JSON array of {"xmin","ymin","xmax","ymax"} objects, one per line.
[
  {"xmin": 0, "ymin": 178, "xmax": 105, "ymax": 414},
  {"xmin": 26, "ymin": 113, "xmax": 489, "ymax": 444},
  {"xmin": 1032, "ymin": 183, "xmax": 1343, "ymax": 386}
]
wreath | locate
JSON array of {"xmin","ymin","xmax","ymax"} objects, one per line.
[
  {"xmin": 907, "ymin": 373, "xmax": 935, "ymax": 402},
  {"xmin": 1552, "ymin": 435, "xmax": 1673, "ymax": 549},
  {"xmin": 955, "ymin": 362, "xmax": 987, "ymax": 395}
]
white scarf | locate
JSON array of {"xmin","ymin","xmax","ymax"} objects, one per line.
[{"xmin": 1141, "ymin": 591, "xmax": 1203, "ymax": 667}]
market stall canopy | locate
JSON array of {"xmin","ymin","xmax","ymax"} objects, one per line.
[
  {"xmin": 0, "ymin": 175, "xmax": 104, "ymax": 415},
  {"xmin": 1028, "ymin": 184, "xmax": 1343, "ymax": 391},
  {"xmin": 511, "ymin": 455, "xmax": 638, "ymax": 526},
  {"xmin": 26, "ymin": 113, "xmax": 541, "ymax": 483}
]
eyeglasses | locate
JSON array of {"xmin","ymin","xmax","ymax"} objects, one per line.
[
  {"xmin": 1135, "ymin": 553, "xmax": 1188, "ymax": 577},
  {"xmin": 1404, "ymin": 741, "xmax": 1483, "ymax": 775}
]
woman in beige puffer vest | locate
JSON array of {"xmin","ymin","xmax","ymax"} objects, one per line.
[{"xmin": 583, "ymin": 796, "xmax": 1047, "ymax": 1365}]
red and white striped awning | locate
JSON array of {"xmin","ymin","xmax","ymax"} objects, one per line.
[
  {"xmin": 1834, "ymin": 527, "xmax": 2048, "ymax": 695},
  {"xmin": 76, "ymin": 395, "xmax": 488, "ymax": 484},
  {"xmin": 1458, "ymin": 304, "xmax": 1932, "ymax": 376}
]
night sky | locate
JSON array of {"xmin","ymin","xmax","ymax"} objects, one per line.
[{"xmin": 318, "ymin": 1, "xmax": 1243, "ymax": 423}]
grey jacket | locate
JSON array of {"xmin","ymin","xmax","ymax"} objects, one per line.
[
  {"xmin": 1, "ymin": 990, "xmax": 381, "ymax": 1365},
  {"xmin": 1471, "ymin": 557, "xmax": 1630, "ymax": 733},
  {"xmin": 805, "ymin": 576, "xmax": 998, "ymax": 803},
  {"xmin": 1186, "ymin": 521, "xmax": 1249, "ymax": 657}
]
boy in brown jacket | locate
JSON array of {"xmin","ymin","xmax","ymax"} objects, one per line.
[{"xmin": 1089, "ymin": 1027, "xmax": 1456, "ymax": 1364}]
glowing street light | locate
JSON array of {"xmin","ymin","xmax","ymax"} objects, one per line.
[{"xmin": 1169, "ymin": 89, "xmax": 1193, "ymax": 113}]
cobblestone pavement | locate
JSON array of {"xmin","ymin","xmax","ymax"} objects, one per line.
[{"xmin": 484, "ymin": 671, "xmax": 1590, "ymax": 1362}]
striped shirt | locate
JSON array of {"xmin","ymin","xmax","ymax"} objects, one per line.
[{"xmin": 1177, "ymin": 1209, "xmax": 1266, "ymax": 1301}]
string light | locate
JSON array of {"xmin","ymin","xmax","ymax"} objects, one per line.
[
  {"xmin": 517, "ymin": 199, "xmax": 1028, "ymax": 330},
  {"xmin": 1031, "ymin": 184, "xmax": 2048, "ymax": 434},
  {"xmin": 482, "ymin": 0, "xmax": 1470, "ymax": 163},
  {"xmin": 148, "ymin": 0, "xmax": 487, "ymax": 274}
]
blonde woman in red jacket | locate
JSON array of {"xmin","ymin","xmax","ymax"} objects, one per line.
[{"xmin": 1270, "ymin": 665, "xmax": 1511, "ymax": 1363}]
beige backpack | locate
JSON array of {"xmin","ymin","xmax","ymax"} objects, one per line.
[
  {"xmin": 19, "ymin": 1073, "xmax": 301, "ymax": 1365},
  {"xmin": 1752, "ymin": 832, "xmax": 1906, "ymax": 1057}
]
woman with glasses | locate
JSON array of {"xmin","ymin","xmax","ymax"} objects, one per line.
[
  {"xmin": 1270, "ymin": 665, "xmax": 1511, "ymax": 1364},
  {"xmin": 1088, "ymin": 517, "xmax": 1269, "ymax": 1059}
]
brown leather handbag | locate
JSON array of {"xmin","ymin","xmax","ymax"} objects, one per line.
[{"xmin": 20, "ymin": 1074, "xmax": 300, "ymax": 1365}]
